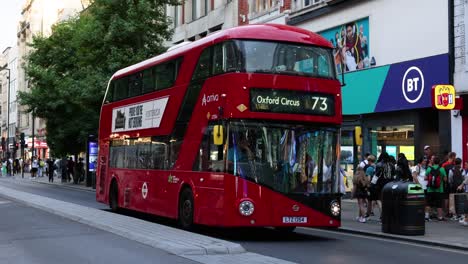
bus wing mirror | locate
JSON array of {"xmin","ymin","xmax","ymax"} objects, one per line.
[{"xmin": 213, "ymin": 125, "xmax": 224, "ymax": 146}]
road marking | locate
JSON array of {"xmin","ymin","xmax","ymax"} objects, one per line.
[{"xmin": 297, "ymin": 227, "xmax": 468, "ymax": 255}]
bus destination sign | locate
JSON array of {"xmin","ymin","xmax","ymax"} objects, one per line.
[{"xmin": 250, "ymin": 89, "xmax": 335, "ymax": 116}]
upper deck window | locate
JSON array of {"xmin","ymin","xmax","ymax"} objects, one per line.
[
  {"xmin": 105, "ymin": 58, "xmax": 182, "ymax": 103},
  {"xmin": 237, "ymin": 40, "xmax": 335, "ymax": 79}
]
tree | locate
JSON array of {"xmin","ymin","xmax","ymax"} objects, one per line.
[{"xmin": 19, "ymin": 0, "xmax": 179, "ymax": 157}]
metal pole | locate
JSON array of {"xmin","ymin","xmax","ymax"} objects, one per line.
[
  {"xmin": 6, "ymin": 68, "xmax": 10, "ymax": 159},
  {"xmin": 32, "ymin": 112, "xmax": 35, "ymax": 158}
]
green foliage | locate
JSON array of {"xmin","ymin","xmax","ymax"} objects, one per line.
[{"xmin": 19, "ymin": 0, "xmax": 179, "ymax": 157}]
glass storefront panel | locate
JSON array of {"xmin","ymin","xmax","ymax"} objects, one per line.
[{"xmin": 368, "ymin": 125, "xmax": 415, "ymax": 163}]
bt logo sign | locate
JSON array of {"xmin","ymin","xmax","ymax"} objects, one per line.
[{"xmin": 402, "ymin": 66, "xmax": 425, "ymax": 104}]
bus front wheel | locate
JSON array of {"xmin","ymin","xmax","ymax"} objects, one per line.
[
  {"xmin": 109, "ymin": 181, "xmax": 119, "ymax": 212},
  {"xmin": 178, "ymin": 188, "xmax": 194, "ymax": 230}
]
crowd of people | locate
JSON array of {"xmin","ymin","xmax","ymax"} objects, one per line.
[
  {"xmin": 1, "ymin": 156, "xmax": 86, "ymax": 184},
  {"xmin": 351, "ymin": 145, "xmax": 468, "ymax": 227}
]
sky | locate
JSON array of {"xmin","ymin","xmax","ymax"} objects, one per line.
[{"xmin": 0, "ymin": 1, "xmax": 25, "ymax": 52}]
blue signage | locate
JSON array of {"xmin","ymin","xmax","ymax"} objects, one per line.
[
  {"xmin": 341, "ymin": 54, "xmax": 449, "ymax": 115},
  {"xmin": 374, "ymin": 54, "xmax": 449, "ymax": 112},
  {"xmin": 88, "ymin": 142, "xmax": 98, "ymax": 171}
]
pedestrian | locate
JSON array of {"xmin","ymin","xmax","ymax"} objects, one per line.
[
  {"xmin": 46, "ymin": 158, "xmax": 56, "ymax": 183},
  {"xmin": 67, "ymin": 157, "xmax": 74, "ymax": 182},
  {"xmin": 456, "ymin": 168, "xmax": 468, "ymax": 226},
  {"xmin": 442, "ymin": 152, "xmax": 456, "ymax": 218},
  {"xmin": 60, "ymin": 157, "xmax": 68, "ymax": 183},
  {"xmin": 412, "ymin": 157, "xmax": 428, "ymax": 191},
  {"xmin": 448, "ymin": 158, "xmax": 464, "ymax": 220},
  {"xmin": 425, "ymin": 155, "xmax": 447, "ymax": 221},
  {"xmin": 74, "ymin": 158, "xmax": 85, "ymax": 184},
  {"xmin": 353, "ymin": 167, "xmax": 369, "ymax": 223},
  {"xmin": 423, "ymin": 145, "xmax": 433, "ymax": 161},
  {"xmin": 375, "ymin": 152, "xmax": 395, "ymax": 200},
  {"xmin": 31, "ymin": 157, "xmax": 39, "ymax": 178},
  {"xmin": 365, "ymin": 155, "xmax": 379, "ymax": 218},
  {"xmin": 395, "ymin": 153, "xmax": 412, "ymax": 181},
  {"xmin": 38, "ymin": 158, "xmax": 45, "ymax": 177},
  {"xmin": 358, "ymin": 153, "xmax": 371, "ymax": 169}
]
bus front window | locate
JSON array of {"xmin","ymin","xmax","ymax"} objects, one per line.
[
  {"xmin": 227, "ymin": 120, "xmax": 339, "ymax": 194},
  {"xmin": 237, "ymin": 40, "xmax": 335, "ymax": 79}
]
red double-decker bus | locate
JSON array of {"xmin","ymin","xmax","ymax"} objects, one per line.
[{"xmin": 96, "ymin": 24, "xmax": 342, "ymax": 231}]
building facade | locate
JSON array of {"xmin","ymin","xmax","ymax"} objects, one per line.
[
  {"xmin": 1, "ymin": 47, "xmax": 19, "ymax": 159},
  {"xmin": 16, "ymin": 0, "xmax": 87, "ymax": 159}
]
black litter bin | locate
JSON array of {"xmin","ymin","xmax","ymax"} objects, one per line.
[
  {"xmin": 454, "ymin": 193, "xmax": 468, "ymax": 215},
  {"xmin": 381, "ymin": 181, "xmax": 425, "ymax": 236}
]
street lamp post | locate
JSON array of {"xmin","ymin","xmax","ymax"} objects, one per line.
[{"xmin": 0, "ymin": 65, "xmax": 11, "ymax": 159}]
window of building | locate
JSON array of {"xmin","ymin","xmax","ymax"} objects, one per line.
[
  {"xmin": 304, "ymin": 0, "xmax": 323, "ymax": 7},
  {"xmin": 174, "ymin": 6, "xmax": 179, "ymax": 27},
  {"xmin": 192, "ymin": 0, "xmax": 197, "ymax": 20}
]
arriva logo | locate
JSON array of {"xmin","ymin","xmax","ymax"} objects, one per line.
[
  {"xmin": 202, "ymin": 94, "xmax": 219, "ymax": 106},
  {"xmin": 402, "ymin": 66, "xmax": 425, "ymax": 104}
]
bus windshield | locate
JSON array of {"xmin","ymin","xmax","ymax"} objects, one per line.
[
  {"xmin": 227, "ymin": 120, "xmax": 339, "ymax": 194},
  {"xmin": 236, "ymin": 40, "xmax": 335, "ymax": 79}
]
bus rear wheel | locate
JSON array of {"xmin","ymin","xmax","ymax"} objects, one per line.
[
  {"xmin": 109, "ymin": 181, "xmax": 119, "ymax": 212},
  {"xmin": 178, "ymin": 188, "xmax": 194, "ymax": 230}
]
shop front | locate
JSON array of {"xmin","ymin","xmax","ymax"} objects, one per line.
[{"xmin": 340, "ymin": 53, "xmax": 451, "ymax": 179}]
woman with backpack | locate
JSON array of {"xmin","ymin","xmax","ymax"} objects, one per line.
[{"xmin": 353, "ymin": 167, "xmax": 370, "ymax": 223}]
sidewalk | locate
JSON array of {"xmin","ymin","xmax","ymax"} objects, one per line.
[
  {"xmin": 340, "ymin": 199, "xmax": 468, "ymax": 250},
  {"xmin": 1, "ymin": 172, "xmax": 94, "ymax": 192}
]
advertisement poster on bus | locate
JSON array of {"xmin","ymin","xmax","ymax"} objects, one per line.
[
  {"xmin": 319, "ymin": 17, "xmax": 370, "ymax": 74},
  {"xmin": 111, "ymin": 97, "xmax": 169, "ymax": 133}
]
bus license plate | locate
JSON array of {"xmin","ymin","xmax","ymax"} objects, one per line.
[{"xmin": 282, "ymin": 216, "xmax": 307, "ymax": 224}]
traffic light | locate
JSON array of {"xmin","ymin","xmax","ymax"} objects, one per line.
[{"xmin": 20, "ymin": 132, "xmax": 25, "ymax": 147}]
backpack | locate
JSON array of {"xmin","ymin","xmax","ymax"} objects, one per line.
[
  {"xmin": 451, "ymin": 166, "xmax": 464, "ymax": 189},
  {"xmin": 427, "ymin": 166, "xmax": 442, "ymax": 188}
]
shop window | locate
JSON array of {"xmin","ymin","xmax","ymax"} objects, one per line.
[{"xmin": 368, "ymin": 125, "xmax": 415, "ymax": 162}]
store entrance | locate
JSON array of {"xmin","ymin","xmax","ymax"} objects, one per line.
[{"xmin": 368, "ymin": 125, "xmax": 415, "ymax": 163}]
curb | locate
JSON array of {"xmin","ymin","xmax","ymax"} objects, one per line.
[{"xmin": 336, "ymin": 227, "xmax": 468, "ymax": 251}]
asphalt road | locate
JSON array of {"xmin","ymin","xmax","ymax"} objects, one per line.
[
  {"xmin": 1, "ymin": 177, "xmax": 467, "ymax": 264},
  {"xmin": 0, "ymin": 195, "xmax": 196, "ymax": 264}
]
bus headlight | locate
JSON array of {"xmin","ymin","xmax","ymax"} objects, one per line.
[
  {"xmin": 330, "ymin": 200, "xmax": 340, "ymax": 216},
  {"xmin": 239, "ymin": 200, "xmax": 255, "ymax": 216}
]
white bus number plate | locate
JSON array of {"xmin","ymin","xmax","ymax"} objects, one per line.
[{"xmin": 282, "ymin": 216, "xmax": 307, "ymax": 223}]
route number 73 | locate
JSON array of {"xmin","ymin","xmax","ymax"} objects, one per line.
[{"xmin": 311, "ymin": 97, "xmax": 328, "ymax": 111}]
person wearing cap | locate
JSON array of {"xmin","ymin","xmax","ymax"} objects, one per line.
[{"xmin": 423, "ymin": 145, "xmax": 433, "ymax": 162}]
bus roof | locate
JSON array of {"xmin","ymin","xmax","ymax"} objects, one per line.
[{"xmin": 113, "ymin": 24, "xmax": 333, "ymax": 79}]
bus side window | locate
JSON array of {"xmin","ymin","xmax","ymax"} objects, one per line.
[
  {"xmin": 194, "ymin": 126, "xmax": 224, "ymax": 172},
  {"xmin": 156, "ymin": 61, "xmax": 176, "ymax": 90},
  {"xmin": 212, "ymin": 44, "xmax": 223, "ymax": 75},
  {"xmin": 192, "ymin": 48, "xmax": 212, "ymax": 80},
  {"xmin": 105, "ymin": 81, "xmax": 115, "ymax": 103},
  {"xmin": 224, "ymin": 41, "xmax": 239, "ymax": 72},
  {"xmin": 141, "ymin": 68, "xmax": 154, "ymax": 94},
  {"xmin": 128, "ymin": 73, "xmax": 142, "ymax": 97},
  {"xmin": 114, "ymin": 76, "xmax": 129, "ymax": 101}
]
